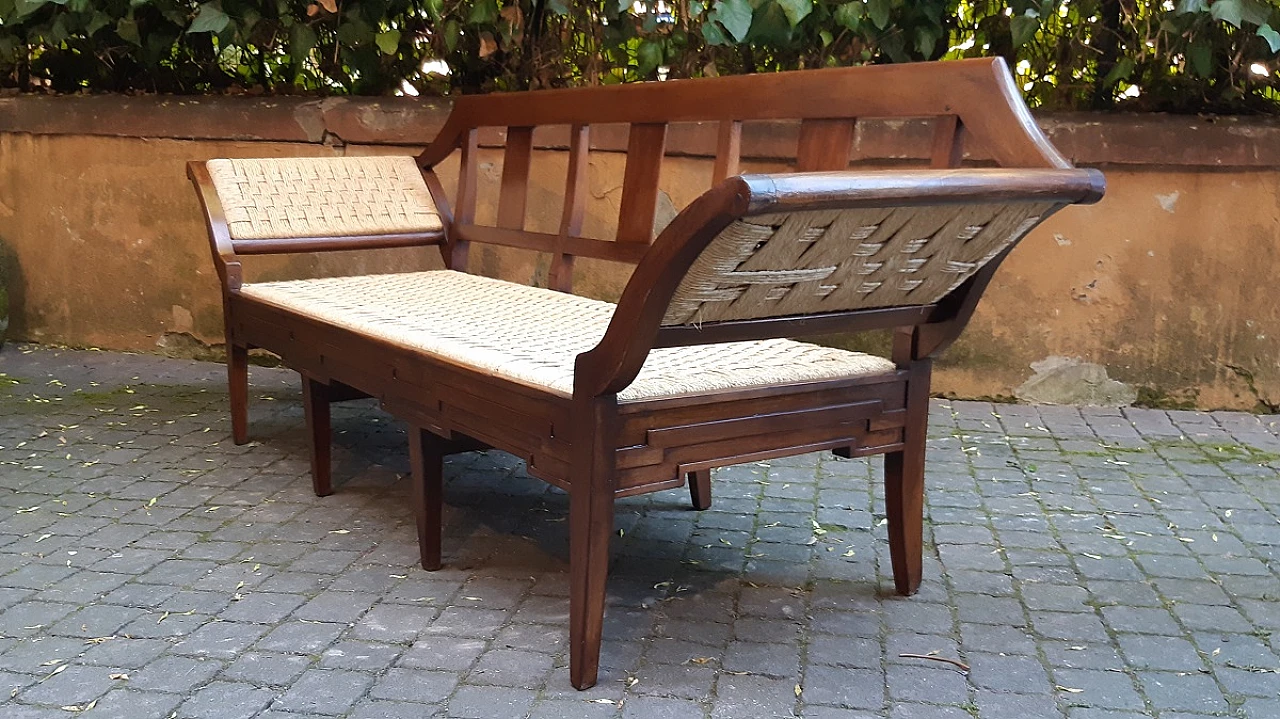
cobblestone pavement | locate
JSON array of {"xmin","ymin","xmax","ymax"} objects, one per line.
[{"xmin": 0, "ymin": 344, "xmax": 1278, "ymax": 719}]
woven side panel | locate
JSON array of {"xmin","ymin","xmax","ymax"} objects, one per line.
[
  {"xmin": 661, "ymin": 202, "xmax": 1056, "ymax": 325},
  {"xmin": 207, "ymin": 156, "xmax": 443, "ymax": 240}
]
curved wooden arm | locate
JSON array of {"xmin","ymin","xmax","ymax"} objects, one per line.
[
  {"xmin": 743, "ymin": 168, "xmax": 1105, "ymax": 214},
  {"xmin": 573, "ymin": 178, "xmax": 751, "ymax": 397},
  {"xmin": 573, "ymin": 167, "xmax": 1104, "ymax": 398},
  {"xmin": 187, "ymin": 160, "xmax": 242, "ymax": 292}
]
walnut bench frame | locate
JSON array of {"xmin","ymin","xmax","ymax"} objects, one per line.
[{"xmin": 188, "ymin": 58, "xmax": 1104, "ymax": 690}]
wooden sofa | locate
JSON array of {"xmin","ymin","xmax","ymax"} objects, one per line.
[{"xmin": 188, "ymin": 57, "xmax": 1104, "ymax": 689}]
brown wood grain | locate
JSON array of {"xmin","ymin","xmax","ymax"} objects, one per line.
[{"xmin": 616, "ymin": 123, "xmax": 668, "ymax": 245}]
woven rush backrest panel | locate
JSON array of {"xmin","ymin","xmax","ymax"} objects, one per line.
[
  {"xmin": 660, "ymin": 201, "xmax": 1057, "ymax": 325},
  {"xmin": 207, "ymin": 156, "xmax": 442, "ymax": 241}
]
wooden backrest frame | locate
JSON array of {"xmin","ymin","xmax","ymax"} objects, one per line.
[
  {"xmin": 414, "ymin": 57, "xmax": 1076, "ymax": 280},
  {"xmin": 411, "ymin": 57, "xmax": 1103, "ymax": 398}
]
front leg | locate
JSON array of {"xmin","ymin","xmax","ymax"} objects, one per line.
[
  {"xmin": 884, "ymin": 359, "xmax": 931, "ymax": 596},
  {"xmin": 568, "ymin": 395, "xmax": 619, "ymax": 690}
]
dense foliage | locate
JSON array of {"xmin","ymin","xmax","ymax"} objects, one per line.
[{"xmin": 0, "ymin": 0, "xmax": 1277, "ymax": 112}]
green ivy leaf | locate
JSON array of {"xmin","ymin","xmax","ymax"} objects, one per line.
[
  {"xmin": 546, "ymin": 0, "xmax": 569, "ymax": 15},
  {"xmin": 289, "ymin": 21, "xmax": 317, "ymax": 66},
  {"xmin": 1187, "ymin": 40, "xmax": 1212, "ymax": 77},
  {"xmin": 116, "ymin": 17, "xmax": 141, "ymax": 45},
  {"xmin": 701, "ymin": 18, "xmax": 728, "ymax": 45},
  {"xmin": 424, "ymin": 0, "xmax": 442, "ymax": 21},
  {"xmin": 866, "ymin": 0, "xmax": 891, "ymax": 30},
  {"xmin": 915, "ymin": 26, "xmax": 940, "ymax": 56},
  {"xmin": 1258, "ymin": 23, "xmax": 1280, "ymax": 53},
  {"xmin": 712, "ymin": 0, "xmax": 753, "ymax": 43},
  {"xmin": 1010, "ymin": 13, "xmax": 1040, "ymax": 48},
  {"xmin": 1175, "ymin": 0, "xmax": 1207, "ymax": 12},
  {"xmin": 85, "ymin": 10, "xmax": 112, "ymax": 35},
  {"xmin": 188, "ymin": 2, "xmax": 229, "ymax": 34},
  {"xmin": 467, "ymin": 0, "xmax": 499, "ymax": 26},
  {"xmin": 748, "ymin": 2, "xmax": 792, "ymax": 45},
  {"xmin": 336, "ymin": 19, "xmax": 375, "ymax": 47},
  {"xmin": 1208, "ymin": 0, "xmax": 1267, "ymax": 27},
  {"xmin": 14, "ymin": 0, "xmax": 50, "ymax": 17},
  {"xmin": 636, "ymin": 38, "xmax": 663, "ymax": 75},
  {"xmin": 833, "ymin": 2, "xmax": 862, "ymax": 31},
  {"xmin": 443, "ymin": 18, "xmax": 461, "ymax": 52},
  {"xmin": 375, "ymin": 29, "xmax": 400, "ymax": 56},
  {"xmin": 1103, "ymin": 56, "xmax": 1136, "ymax": 86},
  {"xmin": 776, "ymin": 0, "xmax": 812, "ymax": 27}
]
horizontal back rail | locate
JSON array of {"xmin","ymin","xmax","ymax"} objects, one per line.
[
  {"xmin": 229, "ymin": 233, "xmax": 444, "ymax": 256},
  {"xmin": 419, "ymin": 58, "xmax": 1067, "ymax": 170}
]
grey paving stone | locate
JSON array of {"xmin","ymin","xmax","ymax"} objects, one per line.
[
  {"xmin": 178, "ymin": 681, "xmax": 275, "ymax": 719},
  {"xmin": 220, "ymin": 651, "xmax": 312, "ymax": 686},
  {"xmin": 621, "ymin": 695, "xmax": 706, "ymax": 719},
  {"xmin": 466, "ymin": 648, "xmax": 555, "ymax": 687},
  {"xmin": 274, "ymin": 668, "xmax": 376, "ymax": 715},
  {"xmin": 445, "ymin": 685, "xmax": 537, "ymax": 718},
  {"xmin": 320, "ymin": 641, "xmax": 403, "ymax": 671},
  {"xmin": 79, "ymin": 637, "xmax": 171, "ymax": 669},
  {"xmin": 17, "ymin": 664, "xmax": 121, "ymax": 706},
  {"xmin": 801, "ymin": 665, "xmax": 884, "ymax": 711},
  {"xmin": 79, "ymin": 688, "xmax": 183, "ymax": 719},
  {"xmin": 255, "ymin": 620, "xmax": 346, "ymax": 655},
  {"xmin": 1138, "ymin": 671, "xmax": 1228, "ymax": 713},
  {"xmin": 129, "ymin": 655, "xmax": 223, "ymax": 693},
  {"xmin": 399, "ymin": 637, "xmax": 487, "ymax": 672},
  {"xmin": 529, "ymin": 698, "xmax": 620, "ymax": 719},
  {"xmin": 968, "ymin": 652, "xmax": 1053, "ymax": 694},
  {"xmin": 711, "ymin": 673, "xmax": 801, "ymax": 719},
  {"xmin": 171, "ymin": 621, "xmax": 268, "ymax": 659},
  {"xmin": 349, "ymin": 699, "xmax": 444, "ymax": 718}
]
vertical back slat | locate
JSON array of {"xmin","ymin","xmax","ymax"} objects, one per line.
[
  {"xmin": 550, "ymin": 124, "xmax": 591, "ymax": 292},
  {"xmin": 711, "ymin": 120, "xmax": 742, "ymax": 183},
  {"xmin": 451, "ymin": 128, "xmax": 480, "ymax": 270},
  {"xmin": 930, "ymin": 114, "xmax": 966, "ymax": 168},
  {"xmin": 497, "ymin": 126, "xmax": 534, "ymax": 229},
  {"xmin": 616, "ymin": 122, "xmax": 668, "ymax": 245},
  {"xmin": 795, "ymin": 119, "xmax": 854, "ymax": 172}
]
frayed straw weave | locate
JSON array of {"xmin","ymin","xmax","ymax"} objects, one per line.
[
  {"xmin": 207, "ymin": 156, "xmax": 442, "ymax": 240},
  {"xmin": 239, "ymin": 271, "xmax": 894, "ymax": 401},
  {"xmin": 662, "ymin": 202, "xmax": 1055, "ymax": 325}
]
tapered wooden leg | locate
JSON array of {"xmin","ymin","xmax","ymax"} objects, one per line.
[
  {"xmin": 228, "ymin": 343, "xmax": 249, "ymax": 445},
  {"xmin": 301, "ymin": 377, "xmax": 332, "ymax": 497},
  {"xmin": 408, "ymin": 426, "xmax": 444, "ymax": 571},
  {"xmin": 569, "ymin": 395, "xmax": 618, "ymax": 690},
  {"xmin": 687, "ymin": 469, "xmax": 711, "ymax": 510},
  {"xmin": 885, "ymin": 359, "xmax": 932, "ymax": 596}
]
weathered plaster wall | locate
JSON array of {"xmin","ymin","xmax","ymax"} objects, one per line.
[{"xmin": 0, "ymin": 96, "xmax": 1276, "ymax": 409}]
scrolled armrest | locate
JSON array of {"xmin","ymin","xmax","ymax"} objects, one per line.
[{"xmin": 574, "ymin": 167, "xmax": 1105, "ymax": 398}]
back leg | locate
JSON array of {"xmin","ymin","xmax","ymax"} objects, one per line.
[
  {"xmin": 408, "ymin": 426, "xmax": 444, "ymax": 571},
  {"xmin": 228, "ymin": 343, "xmax": 249, "ymax": 445},
  {"xmin": 688, "ymin": 469, "xmax": 711, "ymax": 510},
  {"xmin": 302, "ymin": 376, "xmax": 333, "ymax": 497}
]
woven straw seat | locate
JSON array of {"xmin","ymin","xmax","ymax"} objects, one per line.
[
  {"xmin": 239, "ymin": 270, "xmax": 895, "ymax": 401},
  {"xmin": 207, "ymin": 156, "xmax": 442, "ymax": 240}
]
